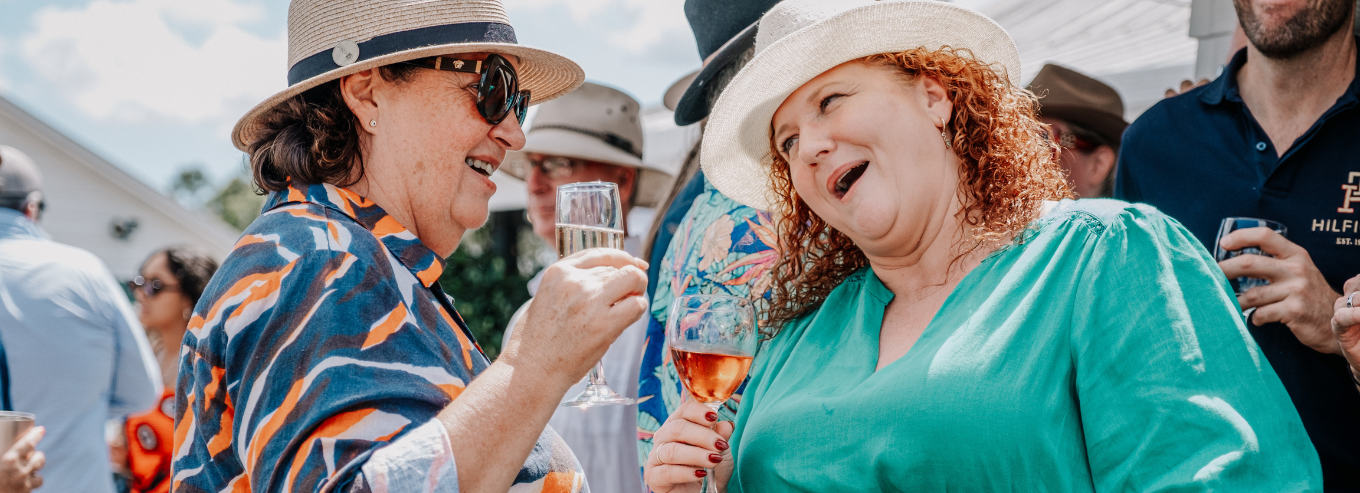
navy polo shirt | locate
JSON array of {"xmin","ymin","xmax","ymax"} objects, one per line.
[{"xmin": 1117, "ymin": 41, "xmax": 1360, "ymax": 490}]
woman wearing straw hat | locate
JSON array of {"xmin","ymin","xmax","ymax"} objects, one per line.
[
  {"xmin": 173, "ymin": 1, "xmax": 648, "ymax": 492},
  {"xmin": 643, "ymin": 0, "xmax": 1321, "ymax": 491}
]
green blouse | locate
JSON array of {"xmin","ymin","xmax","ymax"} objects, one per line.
[{"xmin": 728, "ymin": 200, "xmax": 1321, "ymax": 491}]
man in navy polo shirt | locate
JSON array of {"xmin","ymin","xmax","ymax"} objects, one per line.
[{"xmin": 1117, "ymin": 0, "xmax": 1358, "ymax": 487}]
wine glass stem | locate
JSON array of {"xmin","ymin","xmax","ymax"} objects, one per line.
[
  {"xmin": 587, "ymin": 361, "xmax": 607, "ymax": 386},
  {"xmin": 705, "ymin": 401, "xmax": 724, "ymax": 493}
]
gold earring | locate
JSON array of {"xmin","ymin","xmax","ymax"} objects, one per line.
[
  {"xmin": 369, "ymin": 119, "xmax": 377, "ymax": 127},
  {"xmin": 939, "ymin": 117, "xmax": 949, "ymax": 148}
]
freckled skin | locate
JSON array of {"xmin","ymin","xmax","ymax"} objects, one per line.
[
  {"xmin": 341, "ymin": 53, "xmax": 528, "ymax": 257},
  {"xmin": 772, "ymin": 61, "xmax": 960, "ymax": 261}
]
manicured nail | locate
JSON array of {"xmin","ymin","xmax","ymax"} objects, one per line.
[
  {"xmin": 715, "ymin": 439, "xmax": 729, "ymax": 451},
  {"xmin": 695, "ymin": 469, "xmax": 708, "ymax": 478},
  {"xmin": 705, "ymin": 412, "xmax": 718, "ymax": 422},
  {"xmin": 709, "ymin": 453, "xmax": 724, "ymax": 463}
]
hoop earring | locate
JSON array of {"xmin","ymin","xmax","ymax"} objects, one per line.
[
  {"xmin": 369, "ymin": 119, "xmax": 378, "ymax": 127},
  {"xmin": 938, "ymin": 117, "xmax": 949, "ymax": 148}
]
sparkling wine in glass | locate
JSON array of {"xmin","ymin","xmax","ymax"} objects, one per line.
[
  {"xmin": 666, "ymin": 294, "xmax": 758, "ymax": 493},
  {"xmin": 557, "ymin": 181, "xmax": 634, "ymax": 408}
]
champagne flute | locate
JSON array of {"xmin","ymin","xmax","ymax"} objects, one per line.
[
  {"xmin": 666, "ymin": 294, "xmax": 758, "ymax": 493},
  {"xmin": 558, "ymin": 181, "xmax": 635, "ymax": 408}
]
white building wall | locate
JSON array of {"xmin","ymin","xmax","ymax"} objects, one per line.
[{"xmin": 0, "ymin": 96, "xmax": 239, "ymax": 280}]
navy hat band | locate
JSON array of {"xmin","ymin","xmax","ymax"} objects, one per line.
[{"xmin": 287, "ymin": 22, "xmax": 517, "ymax": 86}]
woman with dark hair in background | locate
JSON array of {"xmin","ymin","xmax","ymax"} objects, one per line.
[{"xmin": 110, "ymin": 246, "xmax": 217, "ymax": 493}]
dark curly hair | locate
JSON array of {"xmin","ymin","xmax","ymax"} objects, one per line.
[
  {"xmin": 247, "ymin": 65, "xmax": 420, "ymax": 192},
  {"xmin": 762, "ymin": 46, "xmax": 1072, "ymax": 331},
  {"xmin": 148, "ymin": 246, "xmax": 220, "ymax": 307}
]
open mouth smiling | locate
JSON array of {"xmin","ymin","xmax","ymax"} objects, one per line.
[
  {"xmin": 830, "ymin": 161, "xmax": 869, "ymax": 200},
  {"xmin": 465, "ymin": 157, "xmax": 496, "ymax": 177}
]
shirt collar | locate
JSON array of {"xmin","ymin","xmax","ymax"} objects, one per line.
[
  {"xmin": 263, "ymin": 181, "xmax": 446, "ymax": 287},
  {"xmin": 0, "ymin": 208, "xmax": 45, "ymax": 240},
  {"xmin": 1202, "ymin": 36, "xmax": 1360, "ymax": 106}
]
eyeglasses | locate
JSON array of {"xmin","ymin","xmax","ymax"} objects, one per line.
[
  {"xmin": 401, "ymin": 53, "xmax": 531, "ymax": 127},
  {"xmin": 508, "ymin": 155, "xmax": 587, "ymax": 180},
  {"xmin": 128, "ymin": 276, "xmax": 178, "ymax": 298}
]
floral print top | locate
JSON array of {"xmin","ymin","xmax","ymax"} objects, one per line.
[
  {"xmin": 636, "ymin": 178, "xmax": 778, "ymax": 470},
  {"xmin": 173, "ymin": 181, "xmax": 585, "ymax": 493}
]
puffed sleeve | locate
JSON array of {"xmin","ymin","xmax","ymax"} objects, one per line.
[{"xmin": 1068, "ymin": 205, "xmax": 1321, "ymax": 491}]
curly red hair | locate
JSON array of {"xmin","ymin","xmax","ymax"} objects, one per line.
[{"xmin": 763, "ymin": 46, "xmax": 1071, "ymax": 331}]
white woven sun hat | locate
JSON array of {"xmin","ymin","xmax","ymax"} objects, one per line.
[
  {"xmin": 503, "ymin": 82, "xmax": 674, "ymax": 207},
  {"xmin": 230, "ymin": 0, "xmax": 585, "ymax": 151},
  {"xmin": 700, "ymin": 0, "xmax": 1021, "ymax": 211}
]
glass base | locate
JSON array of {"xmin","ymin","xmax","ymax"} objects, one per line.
[{"xmin": 560, "ymin": 384, "xmax": 635, "ymax": 408}]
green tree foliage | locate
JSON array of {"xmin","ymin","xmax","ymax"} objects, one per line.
[
  {"xmin": 438, "ymin": 213, "xmax": 544, "ymax": 360},
  {"xmin": 168, "ymin": 166, "xmax": 212, "ymax": 206},
  {"xmin": 206, "ymin": 175, "xmax": 265, "ymax": 231}
]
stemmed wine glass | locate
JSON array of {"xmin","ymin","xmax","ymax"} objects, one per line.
[
  {"xmin": 557, "ymin": 181, "xmax": 634, "ymax": 408},
  {"xmin": 666, "ymin": 294, "xmax": 758, "ymax": 493}
]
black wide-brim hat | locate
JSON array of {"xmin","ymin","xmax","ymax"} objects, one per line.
[{"xmin": 670, "ymin": 0, "xmax": 783, "ymax": 126}]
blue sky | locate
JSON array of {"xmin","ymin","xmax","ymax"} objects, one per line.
[{"xmin": 0, "ymin": 0, "xmax": 702, "ymax": 191}]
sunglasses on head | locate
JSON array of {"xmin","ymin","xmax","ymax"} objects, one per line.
[
  {"xmin": 401, "ymin": 53, "xmax": 531, "ymax": 126},
  {"xmin": 128, "ymin": 276, "xmax": 178, "ymax": 298}
]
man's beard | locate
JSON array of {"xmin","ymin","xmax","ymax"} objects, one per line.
[{"xmin": 1233, "ymin": 0, "xmax": 1355, "ymax": 59}]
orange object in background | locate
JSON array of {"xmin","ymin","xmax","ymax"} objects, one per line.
[{"xmin": 123, "ymin": 388, "xmax": 174, "ymax": 493}]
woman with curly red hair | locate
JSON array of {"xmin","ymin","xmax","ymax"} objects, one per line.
[{"xmin": 643, "ymin": 0, "xmax": 1321, "ymax": 491}]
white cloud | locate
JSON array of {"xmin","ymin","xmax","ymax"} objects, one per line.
[
  {"xmin": 20, "ymin": 0, "xmax": 286, "ymax": 123},
  {"xmin": 507, "ymin": 0, "xmax": 690, "ymax": 55}
]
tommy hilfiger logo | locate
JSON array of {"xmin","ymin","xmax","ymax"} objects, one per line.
[{"xmin": 1340, "ymin": 172, "xmax": 1360, "ymax": 213}]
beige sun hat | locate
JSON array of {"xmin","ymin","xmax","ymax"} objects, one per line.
[
  {"xmin": 230, "ymin": 0, "xmax": 585, "ymax": 151},
  {"xmin": 700, "ymin": 0, "xmax": 1021, "ymax": 211},
  {"xmin": 504, "ymin": 82, "xmax": 674, "ymax": 207}
]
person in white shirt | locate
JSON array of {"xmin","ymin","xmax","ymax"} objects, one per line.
[
  {"xmin": 501, "ymin": 82, "xmax": 673, "ymax": 492},
  {"xmin": 0, "ymin": 145, "xmax": 160, "ymax": 493}
]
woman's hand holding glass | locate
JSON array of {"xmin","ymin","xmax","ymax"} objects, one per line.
[
  {"xmin": 644, "ymin": 400, "xmax": 734, "ymax": 493},
  {"xmin": 499, "ymin": 248, "xmax": 649, "ymax": 388},
  {"xmin": 1330, "ymin": 274, "xmax": 1360, "ymax": 388}
]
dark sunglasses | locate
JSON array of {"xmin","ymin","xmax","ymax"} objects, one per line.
[
  {"xmin": 128, "ymin": 276, "xmax": 178, "ymax": 298},
  {"xmin": 401, "ymin": 53, "xmax": 531, "ymax": 126},
  {"xmin": 1042, "ymin": 126, "xmax": 1099, "ymax": 153}
]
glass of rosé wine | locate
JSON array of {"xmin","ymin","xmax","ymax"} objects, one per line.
[{"xmin": 666, "ymin": 294, "xmax": 758, "ymax": 492}]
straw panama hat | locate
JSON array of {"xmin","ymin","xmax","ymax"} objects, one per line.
[
  {"xmin": 504, "ymin": 82, "xmax": 675, "ymax": 207},
  {"xmin": 230, "ymin": 0, "xmax": 585, "ymax": 151},
  {"xmin": 700, "ymin": 0, "xmax": 1022, "ymax": 211}
]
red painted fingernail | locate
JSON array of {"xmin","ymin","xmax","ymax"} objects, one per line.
[
  {"xmin": 695, "ymin": 469, "xmax": 708, "ymax": 478},
  {"xmin": 705, "ymin": 412, "xmax": 718, "ymax": 422},
  {"xmin": 709, "ymin": 453, "xmax": 724, "ymax": 463},
  {"xmin": 715, "ymin": 439, "xmax": 729, "ymax": 451}
]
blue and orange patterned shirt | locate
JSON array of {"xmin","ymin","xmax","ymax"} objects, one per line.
[
  {"xmin": 172, "ymin": 182, "xmax": 585, "ymax": 492},
  {"xmin": 636, "ymin": 179, "xmax": 777, "ymax": 469}
]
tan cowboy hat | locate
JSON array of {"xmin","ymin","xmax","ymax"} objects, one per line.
[
  {"xmin": 230, "ymin": 0, "xmax": 585, "ymax": 151},
  {"xmin": 1027, "ymin": 64, "xmax": 1128, "ymax": 146},
  {"xmin": 700, "ymin": 0, "xmax": 1021, "ymax": 211},
  {"xmin": 504, "ymin": 82, "xmax": 674, "ymax": 207}
]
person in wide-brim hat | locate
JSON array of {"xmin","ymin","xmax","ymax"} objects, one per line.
[
  {"xmin": 643, "ymin": 0, "xmax": 1321, "ymax": 491},
  {"xmin": 176, "ymin": 1, "xmax": 650, "ymax": 492},
  {"xmin": 1028, "ymin": 63, "xmax": 1128, "ymax": 198}
]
